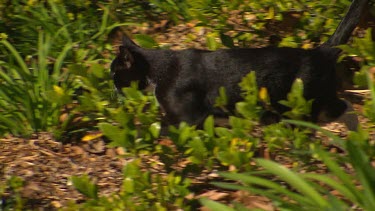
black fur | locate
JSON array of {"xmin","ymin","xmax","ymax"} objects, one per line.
[{"xmin": 111, "ymin": 0, "xmax": 367, "ymax": 129}]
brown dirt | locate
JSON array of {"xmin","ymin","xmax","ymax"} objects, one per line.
[{"xmin": 0, "ymin": 133, "xmax": 127, "ymax": 210}]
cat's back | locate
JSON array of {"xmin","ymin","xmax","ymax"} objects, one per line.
[{"xmin": 192, "ymin": 47, "xmax": 310, "ymax": 76}]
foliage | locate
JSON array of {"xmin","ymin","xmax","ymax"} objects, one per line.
[
  {"xmin": 340, "ymin": 29, "xmax": 375, "ymax": 124},
  {"xmin": 66, "ymin": 160, "xmax": 191, "ymax": 211},
  {"xmin": 211, "ymin": 122, "xmax": 375, "ymax": 210},
  {"xmin": 0, "ymin": 0, "xmax": 122, "ymax": 138},
  {"xmin": 0, "ymin": 176, "xmax": 25, "ymax": 211},
  {"xmin": 145, "ymin": 0, "xmax": 352, "ymax": 49},
  {"xmin": 279, "ymin": 78, "xmax": 313, "ymax": 120},
  {"xmin": 1, "ymin": 0, "xmax": 374, "ymax": 210},
  {"xmin": 0, "ymin": 34, "xmax": 73, "ymax": 137},
  {"xmin": 98, "ymin": 84, "xmax": 160, "ymax": 154},
  {"xmin": 263, "ymin": 123, "xmax": 311, "ymax": 152},
  {"xmin": 71, "ymin": 175, "xmax": 98, "ymax": 200}
]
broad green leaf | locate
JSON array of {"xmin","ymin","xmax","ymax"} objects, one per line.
[
  {"xmin": 122, "ymin": 178, "xmax": 135, "ymax": 193},
  {"xmin": 149, "ymin": 122, "xmax": 161, "ymax": 138},
  {"xmin": 204, "ymin": 115, "xmax": 214, "ymax": 137},
  {"xmin": 206, "ymin": 35, "xmax": 219, "ymax": 50},
  {"xmin": 188, "ymin": 138, "xmax": 208, "ymax": 164},
  {"xmin": 123, "ymin": 160, "xmax": 141, "ymax": 178},
  {"xmin": 214, "ymin": 86, "xmax": 228, "ymax": 108},
  {"xmin": 71, "ymin": 175, "xmax": 98, "ymax": 199},
  {"xmin": 98, "ymin": 123, "xmax": 129, "ymax": 148},
  {"xmin": 220, "ymin": 33, "xmax": 235, "ymax": 48},
  {"xmin": 90, "ymin": 63, "xmax": 105, "ymax": 78},
  {"xmin": 134, "ymin": 34, "xmax": 159, "ymax": 48},
  {"xmin": 215, "ymin": 127, "xmax": 232, "ymax": 138}
]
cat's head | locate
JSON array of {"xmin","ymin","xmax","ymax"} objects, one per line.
[{"xmin": 110, "ymin": 45, "xmax": 148, "ymax": 92}]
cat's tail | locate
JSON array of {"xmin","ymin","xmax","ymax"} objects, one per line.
[{"xmin": 320, "ymin": 0, "xmax": 368, "ymax": 54}]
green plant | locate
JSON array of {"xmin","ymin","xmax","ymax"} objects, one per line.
[
  {"xmin": 98, "ymin": 84, "xmax": 160, "ymax": 154},
  {"xmin": 0, "ymin": 176, "xmax": 25, "ymax": 211},
  {"xmin": 0, "ymin": 0, "xmax": 129, "ymax": 139},
  {"xmin": 279, "ymin": 78, "xmax": 313, "ymax": 120},
  {"xmin": 0, "ymin": 1, "xmax": 130, "ymax": 55},
  {"xmin": 263, "ymin": 123, "xmax": 311, "ymax": 152},
  {"xmin": 210, "ymin": 121, "xmax": 375, "ymax": 210},
  {"xmin": 71, "ymin": 175, "xmax": 99, "ymax": 200},
  {"xmin": 236, "ymin": 71, "xmax": 261, "ymax": 122},
  {"xmin": 0, "ymin": 33, "xmax": 73, "ymax": 137},
  {"xmin": 67, "ymin": 160, "xmax": 192, "ymax": 211},
  {"xmin": 340, "ymin": 29, "xmax": 375, "ymax": 124}
]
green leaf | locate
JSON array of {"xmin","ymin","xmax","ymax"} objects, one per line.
[
  {"xmin": 199, "ymin": 198, "xmax": 236, "ymax": 211},
  {"xmin": 134, "ymin": 34, "xmax": 159, "ymax": 48},
  {"xmin": 1, "ymin": 40, "xmax": 30, "ymax": 78},
  {"xmin": 175, "ymin": 122, "xmax": 195, "ymax": 146},
  {"xmin": 71, "ymin": 175, "xmax": 98, "ymax": 199},
  {"xmin": 149, "ymin": 122, "xmax": 161, "ymax": 138},
  {"xmin": 302, "ymin": 174, "xmax": 356, "ymax": 203},
  {"xmin": 203, "ymin": 115, "xmax": 214, "ymax": 137},
  {"xmin": 354, "ymin": 68, "xmax": 368, "ymax": 88},
  {"xmin": 313, "ymin": 147, "xmax": 361, "ymax": 202},
  {"xmin": 188, "ymin": 138, "xmax": 208, "ymax": 164},
  {"xmin": 68, "ymin": 64, "xmax": 87, "ymax": 77},
  {"xmin": 256, "ymin": 159, "xmax": 328, "ymax": 207},
  {"xmin": 98, "ymin": 123, "xmax": 129, "ymax": 148},
  {"xmin": 122, "ymin": 178, "xmax": 135, "ymax": 193},
  {"xmin": 53, "ymin": 42, "xmax": 74, "ymax": 78},
  {"xmin": 123, "ymin": 87, "xmax": 143, "ymax": 100},
  {"xmin": 279, "ymin": 78, "xmax": 312, "ymax": 120},
  {"xmin": 214, "ymin": 86, "xmax": 228, "ymax": 108},
  {"xmin": 282, "ymin": 119, "xmax": 345, "ymax": 148},
  {"xmin": 236, "ymin": 102, "xmax": 258, "ymax": 119},
  {"xmin": 346, "ymin": 141, "xmax": 375, "ymax": 209},
  {"xmin": 90, "ymin": 63, "xmax": 105, "ymax": 78},
  {"xmin": 206, "ymin": 35, "xmax": 219, "ymax": 50},
  {"xmin": 217, "ymin": 172, "xmax": 312, "ymax": 204},
  {"xmin": 215, "ymin": 127, "xmax": 232, "ymax": 138},
  {"xmin": 122, "ymin": 160, "xmax": 141, "ymax": 179},
  {"xmin": 220, "ymin": 33, "xmax": 235, "ymax": 48}
]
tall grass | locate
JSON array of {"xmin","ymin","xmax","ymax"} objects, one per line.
[
  {"xmin": 0, "ymin": 0, "xmax": 133, "ymax": 137},
  {"xmin": 0, "ymin": 32, "xmax": 73, "ymax": 137}
]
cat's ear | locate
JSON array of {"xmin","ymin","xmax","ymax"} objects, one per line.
[{"xmin": 119, "ymin": 46, "xmax": 134, "ymax": 69}]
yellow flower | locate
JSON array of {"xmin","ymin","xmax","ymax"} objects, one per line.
[{"xmin": 259, "ymin": 87, "xmax": 269, "ymax": 102}]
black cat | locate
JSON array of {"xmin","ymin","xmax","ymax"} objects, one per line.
[{"xmin": 111, "ymin": 0, "xmax": 368, "ymax": 130}]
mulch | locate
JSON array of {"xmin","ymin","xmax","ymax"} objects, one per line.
[{"xmin": 0, "ymin": 134, "xmax": 126, "ymax": 210}]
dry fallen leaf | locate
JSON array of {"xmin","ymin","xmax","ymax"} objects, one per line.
[
  {"xmin": 197, "ymin": 190, "xmax": 229, "ymax": 201},
  {"xmin": 81, "ymin": 131, "xmax": 103, "ymax": 142}
]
